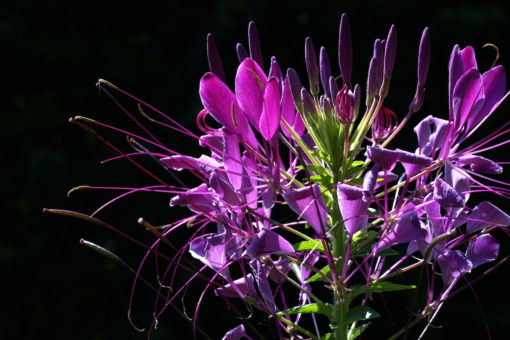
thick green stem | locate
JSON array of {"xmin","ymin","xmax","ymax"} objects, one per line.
[{"xmin": 331, "ymin": 188, "xmax": 348, "ymax": 340}]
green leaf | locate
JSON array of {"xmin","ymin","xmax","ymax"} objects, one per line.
[
  {"xmin": 350, "ymin": 243, "xmax": 399, "ymax": 258},
  {"xmin": 376, "ymin": 248, "xmax": 400, "ymax": 257},
  {"xmin": 350, "ymin": 160, "xmax": 365, "ymax": 168},
  {"xmin": 350, "ymin": 322, "xmax": 371, "ymax": 339},
  {"xmin": 305, "ymin": 265, "xmax": 331, "ymax": 283},
  {"xmin": 278, "ymin": 303, "xmax": 333, "ymax": 319},
  {"xmin": 345, "ymin": 305, "xmax": 380, "ymax": 323},
  {"xmin": 352, "ymin": 230, "xmax": 378, "ymax": 243},
  {"xmin": 320, "ymin": 333, "xmax": 334, "ymax": 340},
  {"xmin": 350, "ymin": 281, "xmax": 416, "ymax": 300},
  {"xmin": 293, "ymin": 240, "xmax": 324, "ymax": 252}
]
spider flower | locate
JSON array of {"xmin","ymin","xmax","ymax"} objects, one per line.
[{"xmin": 53, "ymin": 12, "xmax": 510, "ymax": 340}]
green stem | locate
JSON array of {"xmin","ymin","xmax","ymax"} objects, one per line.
[{"xmin": 330, "ymin": 187, "xmax": 348, "ymax": 340}]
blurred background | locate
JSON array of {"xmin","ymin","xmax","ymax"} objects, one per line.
[{"xmin": 3, "ymin": 0, "xmax": 510, "ymax": 339}]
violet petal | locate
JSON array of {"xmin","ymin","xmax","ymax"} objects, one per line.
[
  {"xmin": 437, "ymin": 250, "xmax": 472, "ymax": 284},
  {"xmin": 222, "ymin": 324, "xmax": 253, "ymax": 340},
  {"xmin": 245, "ymin": 229, "xmax": 294, "ymax": 258},
  {"xmin": 283, "ymin": 184, "xmax": 328, "ymax": 234},
  {"xmin": 466, "ymin": 201, "xmax": 510, "ymax": 233},
  {"xmin": 433, "ymin": 178, "xmax": 465, "ymax": 208},
  {"xmin": 337, "ymin": 184, "xmax": 370, "ymax": 235},
  {"xmin": 375, "ymin": 203, "xmax": 424, "ymax": 252},
  {"xmin": 366, "ymin": 146, "xmax": 400, "ymax": 171},
  {"xmin": 215, "ymin": 274, "xmax": 257, "ymax": 299},
  {"xmin": 466, "ymin": 234, "xmax": 499, "ymax": 268}
]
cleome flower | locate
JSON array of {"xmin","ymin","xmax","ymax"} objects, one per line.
[{"xmin": 47, "ymin": 12, "xmax": 510, "ymax": 340}]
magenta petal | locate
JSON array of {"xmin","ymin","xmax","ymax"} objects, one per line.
[
  {"xmin": 337, "ymin": 184, "xmax": 369, "ymax": 235},
  {"xmin": 281, "ymin": 77, "xmax": 298, "ymax": 138},
  {"xmin": 160, "ymin": 154, "xmax": 220, "ymax": 174},
  {"xmin": 466, "ymin": 234, "xmax": 499, "ymax": 268},
  {"xmin": 170, "ymin": 183, "xmax": 217, "ymax": 214},
  {"xmin": 245, "ymin": 229, "xmax": 294, "ymax": 258},
  {"xmin": 283, "ymin": 184, "xmax": 328, "ymax": 234},
  {"xmin": 223, "ymin": 129, "xmax": 243, "ymax": 191},
  {"xmin": 199, "ymin": 72, "xmax": 241, "ymax": 132},
  {"xmin": 235, "ymin": 58, "xmax": 267, "ymax": 128},
  {"xmin": 451, "ymin": 68, "xmax": 484, "ymax": 133},
  {"xmin": 449, "ymin": 45, "xmax": 477, "ymax": 106},
  {"xmin": 375, "ymin": 203, "xmax": 424, "ymax": 252},
  {"xmin": 460, "ymin": 46, "xmax": 477, "ymax": 70},
  {"xmin": 433, "ymin": 178, "xmax": 465, "ymax": 208},
  {"xmin": 222, "ymin": 324, "xmax": 253, "ymax": 340},
  {"xmin": 259, "ymin": 78, "xmax": 281, "ymax": 141},
  {"xmin": 466, "ymin": 65, "xmax": 507, "ymax": 133},
  {"xmin": 437, "ymin": 250, "xmax": 472, "ymax": 284},
  {"xmin": 466, "ymin": 201, "xmax": 510, "ymax": 234}
]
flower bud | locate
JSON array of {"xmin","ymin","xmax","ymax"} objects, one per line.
[
  {"xmin": 287, "ymin": 68, "xmax": 304, "ymax": 113},
  {"xmin": 207, "ymin": 33, "xmax": 226, "ymax": 82},
  {"xmin": 335, "ymin": 84, "xmax": 355, "ymax": 124},
  {"xmin": 236, "ymin": 43, "xmax": 248, "ymax": 62},
  {"xmin": 338, "ymin": 13, "xmax": 353, "ymax": 86},
  {"xmin": 305, "ymin": 37, "xmax": 320, "ymax": 96},
  {"xmin": 319, "ymin": 46, "xmax": 332, "ymax": 99},
  {"xmin": 380, "ymin": 25, "xmax": 397, "ymax": 98},
  {"xmin": 269, "ymin": 56, "xmax": 283, "ymax": 80},
  {"xmin": 248, "ymin": 21, "xmax": 264, "ymax": 69},
  {"xmin": 301, "ymin": 88, "xmax": 317, "ymax": 115}
]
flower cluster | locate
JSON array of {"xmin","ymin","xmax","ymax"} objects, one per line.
[{"xmin": 51, "ymin": 13, "xmax": 510, "ymax": 340}]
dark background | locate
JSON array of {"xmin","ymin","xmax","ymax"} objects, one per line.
[{"xmin": 3, "ymin": 1, "xmax": 510, "ymax": 339}]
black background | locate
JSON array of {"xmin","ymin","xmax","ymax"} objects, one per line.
[{"xmin": 3, "ymin": 1, "xmax": 510, "ymax": 339}]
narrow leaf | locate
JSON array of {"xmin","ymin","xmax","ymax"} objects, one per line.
[
  {"xmin": 293, "ymin": 240, "xmax": 324, "ymax": 252},
  {"xmin": 350, "ymin": 281, "xmax": 416, "ymax": 300},
  {"xmin": 278, "ymin": 303, "xmax": 333, "ymax": 319},
  {"xmin": 345, "ymin": 305, "xmax": 380, "ymax": 323}
]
